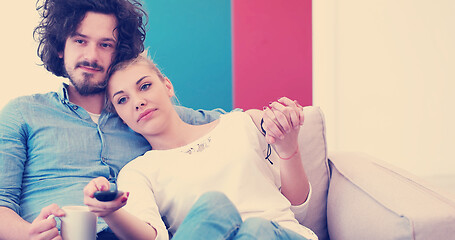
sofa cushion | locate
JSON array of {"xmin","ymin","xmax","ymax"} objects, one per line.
[{"xmin": 327, "ymin": 152, "xmax": 455, "ymax": 240}]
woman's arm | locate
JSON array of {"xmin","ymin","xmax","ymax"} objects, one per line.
[
  {"xmin": 83, "ymin": 177, "xmax": 157, "ymax": 240},
  {"xmin": 103, "ymin": 209, "xmax": 157, "ymax": 240},
  {"xmin": 247, "ymin": 98, "xmax": 309, "ymax": 206},
  {"xmin": 277, "ymin": 150, "xmax": 310, "ymax": 206}
]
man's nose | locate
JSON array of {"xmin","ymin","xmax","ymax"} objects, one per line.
[{"xmin": 83, "ymin": 43, "xmax": 98, "ymax": 62}]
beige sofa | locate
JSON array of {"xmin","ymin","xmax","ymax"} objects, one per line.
[{"xmin": 289, "ymin": 106, "xmax": 455, "ymax": 240}]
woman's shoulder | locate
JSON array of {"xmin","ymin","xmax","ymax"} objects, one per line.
[
  {"xmin": 221, "ymin": 111, "xmax": 252, "ymax": 122},
  {"xmin": 122, "ymin": 150, "xmax": 155, "ymax": 171},
  {"xmin": 221, "ymin": 110, "xmax": 262, "ymax": 133}
]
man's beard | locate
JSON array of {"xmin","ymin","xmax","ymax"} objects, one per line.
[
  {"xmin": 67, "ymin": 61, "xmax": 107, "ymax": 96},
  {"xmin": 68, "ymin": 73, "xmax": 106, "ymax": 96}
]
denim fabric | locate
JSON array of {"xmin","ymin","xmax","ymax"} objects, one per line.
[
  {"xmin": 0, "ymin": 84, "xmax": 225, "ymax": 232},
  {"xmin": 172, "ymin": 192, "xmax": 309, "ymax": 240},
  {"xmin": 96, "ymin": 228, "xmax": 120, "ymax": 240}
]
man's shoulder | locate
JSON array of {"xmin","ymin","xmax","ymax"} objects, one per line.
[
  {"xmin": 6, "ymin": 91, "xmax": 59, "ymax": 107},
  {"xmin": 1, "ymin": 91, "xmax": 61, "ymax": 119}
]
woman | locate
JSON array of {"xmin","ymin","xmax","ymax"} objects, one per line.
[{"xmin": 83, "ymin": 54, "xmax": 317, "ymax": 240}]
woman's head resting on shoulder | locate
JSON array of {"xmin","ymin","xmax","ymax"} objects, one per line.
[{"xmin": 105, "ymin": 52, "xmax": 176, "ymax": 136}]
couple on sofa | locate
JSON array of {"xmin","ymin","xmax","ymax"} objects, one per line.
[
  {"xmin": 82, "ymin": 53, "xmax": 317, "ymax": 240},
  {"xmin": 0, "ymin": 0, "xmax": 317, "ymax": 239}
]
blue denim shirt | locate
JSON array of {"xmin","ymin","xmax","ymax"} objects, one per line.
[{"xmin": 0, "ymin": 83, "xmax": 226, "ymax": 232}]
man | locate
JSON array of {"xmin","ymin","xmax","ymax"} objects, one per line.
[{"xmin": 0, "ymin": 0, "xmax": 224, "ymax": 239}]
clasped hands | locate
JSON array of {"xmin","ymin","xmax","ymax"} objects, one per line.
[{"xmin": 262, "ymin": 97, "xmax": 304, "ymax": 160}]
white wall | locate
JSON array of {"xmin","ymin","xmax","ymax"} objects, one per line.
[
  {"xmin": 0, "ymin": 2, "xmax": 59, "ymax": 110},
  {"xmin": 313, "ymin": 0, "xmax": 455, "ymax": 177}
]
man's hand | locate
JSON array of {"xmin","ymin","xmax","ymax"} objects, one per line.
[{"xmin": 29, "ymin": 204, "xmax": 65, "ymax": 240}]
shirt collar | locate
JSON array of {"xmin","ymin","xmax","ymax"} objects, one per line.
[
  {"xmin": 57, "ymin": 82, "xmax": 70, "ymax": 104},
  {"xmin": 57, "ymin": 82, "xmax": 115, "ymax": 119}
]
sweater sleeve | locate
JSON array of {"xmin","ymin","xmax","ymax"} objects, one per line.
[
  {"xmin": 290, "ymin": 183, "xmax": 312, "ymax": 222},
  {"xmin": 118, "ymin": 163, "xmax": 169, "ymax": 240}
]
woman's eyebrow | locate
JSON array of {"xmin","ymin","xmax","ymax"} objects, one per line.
[
  {"xmin": 136, "ymin": 76, "xmax": 150, "ymax": 85},
  {"xmin": 112, "ymin": 76, "xmax": 150, "ymax": 98},
  {"xmin": 112, "ymin": 90, "xmax": 124, "ymax": 98}
]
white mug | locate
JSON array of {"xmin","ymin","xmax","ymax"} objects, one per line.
[{"xmin": 60, "ymin": 206, "xmax": 97, "ymax": 240}]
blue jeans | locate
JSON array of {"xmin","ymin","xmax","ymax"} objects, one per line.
[{"xmin": 172, "ymin": 192, "xmax": 310, "ymax": 240}]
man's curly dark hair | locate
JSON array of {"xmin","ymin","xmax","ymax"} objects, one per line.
[{"xmin": 33, "ymin": 0, "xmax": 148, "ymax": 77}]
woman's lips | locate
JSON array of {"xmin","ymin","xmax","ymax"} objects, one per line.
[{"xmin": 137, "ymin": 109, "xmax": 156, "ymax": 122}]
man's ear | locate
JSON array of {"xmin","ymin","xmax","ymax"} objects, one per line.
[
  {"xmin": 164, "ymin": 77, "xmax": 175, "ymax": 97},
  {"xmin": 58, "ymin": 52, "xmax": 63, "ymax": 59}
]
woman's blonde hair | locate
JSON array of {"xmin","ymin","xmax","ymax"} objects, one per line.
[{"xmin": 104, "ymin": 51, "xmax": 179, "ymax": 113}]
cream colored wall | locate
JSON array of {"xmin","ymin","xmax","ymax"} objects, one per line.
[
  {"xmin": 313, "ymin": 0, "xmax": 455, "ymax": 177},
  {"xmin": 0, "ymin": 2, "xmax": 59, "ymax": 110}
]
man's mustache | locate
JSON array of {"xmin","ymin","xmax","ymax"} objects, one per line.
[{"xmin": 75, "ymin": 61, "xmax": 104, "ymax": 72}]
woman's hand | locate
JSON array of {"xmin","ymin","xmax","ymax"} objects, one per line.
[
  {"xmin": 262, "ymin": 97, "xmax": 309, "ymax": 205},
  {"xmin": 262, "ymin": 97, "xmax": 304, "ymax": 159},
  {"xmin": 83, "ymin": 177, "xmax": 129, "ymax": 218}
]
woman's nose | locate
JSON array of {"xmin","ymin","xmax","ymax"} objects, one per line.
[{"xmin": 135, "ymin": 101, "xmax": 146, "ymax": 110}]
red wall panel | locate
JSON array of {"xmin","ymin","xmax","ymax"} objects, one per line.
[{"xmin": 232, "ymin": 0, "xmax": 312, "ymax": 110}]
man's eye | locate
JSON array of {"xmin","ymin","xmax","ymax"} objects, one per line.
[
  {"xmin": 101, "ymin": 43, "xmax": 113, "ymax": 48},
  {"xmin": 140, "ymin": 83, "xmax": 151, "ymax": 91},
  {"xmin": 75, "ymin": 39, "xmax": 85, "ymax": 44}
]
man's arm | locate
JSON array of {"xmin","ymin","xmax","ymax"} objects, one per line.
[
  {"xmin": 0, "ymin": 205, "xmax": 65, "ymax": 240},
  {"xmin": 0, "ymin": 99, "xmax": 65, "ymax": 239},
  {"xmin": 175, "ymin": 105, "xmax": 242, "ymax": 125},
  {"xmin": 0, "ymin": 99, "xmax": 31, "ymax": 239},
  {"xmin": 0, "ymin": 207, "xmax": 31, "ymax": 239},
  {"xmin": 0, "ymin": 100, "xmax": 29, "ymax": 239}
]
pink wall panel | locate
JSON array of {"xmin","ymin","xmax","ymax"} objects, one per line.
[{"xmin": 232, "ymin": 0, "xmax": 312, "ymax": 110}]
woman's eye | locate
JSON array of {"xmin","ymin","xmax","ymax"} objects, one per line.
[
  {"xmin": 140, "ymin": 83, "xmax": 151, "ymax": 91},
  {"xmin": 75, "ymin": 39, "xmax": 85, "ymax": 44},
  {"xmin": 117, "ymin": 97, "xmax": 127, "ymax": 104}
]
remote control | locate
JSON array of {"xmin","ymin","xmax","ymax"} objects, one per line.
[
  {"xmin": 94, "ymin": 183, "xmax": 123, "ymax": 202},
  {"xmin": 94, "ymin": 190, "xmax": 123, "ymax": 201}
]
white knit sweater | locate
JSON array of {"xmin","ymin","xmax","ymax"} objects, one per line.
[{"xmin": 118, "ymin": 112, "xmax": 316, "ymax": 239}]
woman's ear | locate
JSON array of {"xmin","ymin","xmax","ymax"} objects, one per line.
[
  {"xmin": 164, "ymin": 77, "xmax": 175, "ymax": 97},
  {"xmin": 58, "ymin": 52, "xmax": 63, "ymax": 59}
]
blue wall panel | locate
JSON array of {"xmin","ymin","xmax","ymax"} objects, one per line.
[{"xmin": 143, "ymin": 0, "xmax": 232, "ymax": 111}]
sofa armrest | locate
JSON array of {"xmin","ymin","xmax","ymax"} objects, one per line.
[{"xmin": 326, "ymin": 151, "xmax": 455, "ymax": 240}]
